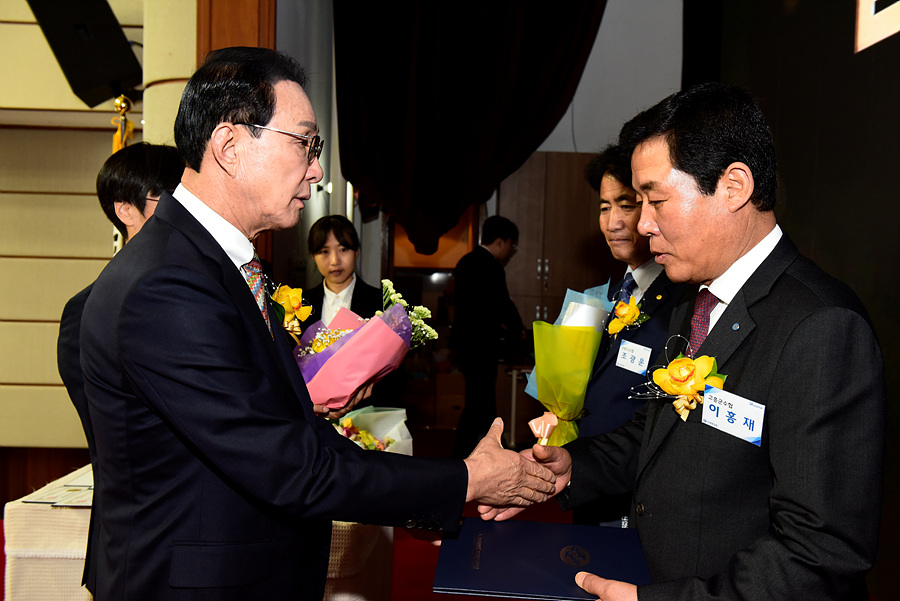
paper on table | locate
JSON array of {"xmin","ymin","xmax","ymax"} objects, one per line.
[{"xmin": 65, "ymin": 469, "xmax": 94, "ymax": 487}]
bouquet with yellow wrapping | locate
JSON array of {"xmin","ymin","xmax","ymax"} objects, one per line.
[{"xmin": 524, "ymin": 285, "xmax": 613, "ymax": 446}]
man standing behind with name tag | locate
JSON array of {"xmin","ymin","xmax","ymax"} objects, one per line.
[
  {"xmin": 574, "ymin": 144, "xmax": 687, "ymax": 527},
  {"xmin": 481, "ymin": 82, "xmax": 885, "ymax": 601}
]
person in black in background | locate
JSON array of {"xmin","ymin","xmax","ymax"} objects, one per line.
[
  {"xmin": 451, "ymin": 215, "xmax": 525, "ymax": 457},
  {"xmin": 56, "ymin": 142, "xmax": 184, "ymax": 590},
  {"xmin": 58, "ymin": 142, "xmax": 184, "ymax": 464}
]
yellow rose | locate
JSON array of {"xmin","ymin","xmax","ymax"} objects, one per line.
[
  {"xmin": 608, "ymin": 297, "xmax": 640, "ymax": 336},
  {"xmin": 652, "ymin": 355, "xmax": 726, "ymax": 420},
  {"xmin": 273, "ymin": 285, "xmax": 312, "ymax": 324},
  {"xmin": 653, "ymin": 355, "xmax": 723, "ymax": 398}
]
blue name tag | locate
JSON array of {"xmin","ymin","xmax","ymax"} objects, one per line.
[{"xmin": 701, "ymin": 385, "xmax": 765, "ymax": 446}]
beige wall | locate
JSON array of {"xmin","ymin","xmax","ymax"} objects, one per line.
[{"xmin": 0, "ymin": 0, "xmax": 193, "ymax": 447}]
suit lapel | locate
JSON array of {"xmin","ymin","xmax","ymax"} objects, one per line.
[
  {"xmin": 699, "ymin": 236, "xmax": 797, "ymax": 366},
  {"xmin": 636, "ymin": 235, "xmax": 799, "ymax": 476},
  {"xmin": 155, "ymin": 193, "xmax": 312, "ymax": 411}
]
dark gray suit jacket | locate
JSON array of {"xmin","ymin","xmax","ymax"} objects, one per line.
[
  {"xmin": 80, "ymin": 193, "xmax": 467, "ymax": 601},
  {"xmin": 563, "ymin": 235, "xmax": 884, "ymax": 600}
]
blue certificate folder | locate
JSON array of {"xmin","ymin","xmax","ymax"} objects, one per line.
[{"xmin": 433, "ymin": 518, "xmax": 651, "ymax": 600}]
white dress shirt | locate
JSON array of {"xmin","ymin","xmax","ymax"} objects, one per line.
[
  {"xmin": 172, "ymin": 184, "xmax": 254, "ymax": 271},
  {"xmin": 321, "ymin": 273, "xmax": 357, "ymax": 326},
  {"xmin": 704, "ymin": 224, "xmax": 783, "ymax": 332},
  {"xmin": 624, "ymin": 259, "xmax": 665, "ymax": 304}
]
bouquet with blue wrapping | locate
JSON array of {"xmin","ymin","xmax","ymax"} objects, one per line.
[{"xmin": 525, "ymin": 283, "xmax": 614, "ymax": 445}]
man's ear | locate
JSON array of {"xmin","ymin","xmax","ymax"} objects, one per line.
[
  {"xmin": 722, "ymin": 162, "xmax": 755, "ymax": 213},
  {"xmin": 114, "ymin": 201, "xmax": 138, "ymax": 229},
  {"xmin": 209, "ymin": 123, "xmax": 239, "ymax": 177}
]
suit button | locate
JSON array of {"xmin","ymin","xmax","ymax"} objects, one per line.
[
  {"xmin": 405, "ymin": 519, "xmax": 417, "ymax": 529},
  {"xmin": 635, "ymin": 503, "xmax": 645, "ymax": 516}
]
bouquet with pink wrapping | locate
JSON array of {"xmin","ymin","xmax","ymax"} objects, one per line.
[
  {"xmin": 294, "ymin": 304, "xmax": 411, "ymax": 409},
  {"xmin": 293, "ymin": 280, "xmax": 438, "ymax": 409}
]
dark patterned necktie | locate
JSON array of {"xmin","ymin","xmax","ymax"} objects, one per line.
[
  {"xmin": 615, "ymin": 272, "xmax": 638, "ymax": 305},
  {"xmin": 688, "ymin": 288, "xmax": 719, "ymax": 355},
  {"xmin": 241, "ymin": 252, "xmax": 272, "ymax": 336}
]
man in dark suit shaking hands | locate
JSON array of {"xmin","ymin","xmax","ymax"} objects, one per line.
[
  {"xmin": 482, "ymin": 83, "xmax": 885, "ymax": 601},
  {"xmin": 79, "ymin": 47, "xmax": 555, "ymax": 601}
]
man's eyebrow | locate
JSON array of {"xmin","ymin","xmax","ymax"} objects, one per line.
[
  {"xmin": 296, "ymin": 120, "xmax": 318, "ymax": 134},
  {"xmin": 637, "ymin": 180, "xmax": 659, "ymax": 193}
]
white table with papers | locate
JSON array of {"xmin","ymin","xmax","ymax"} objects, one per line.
[{"xmin": 4, "ymin": 465, "xmax": 390, "ymax": 601}]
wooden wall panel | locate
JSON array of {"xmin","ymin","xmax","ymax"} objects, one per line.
[
  {"xmin": 0, "ymin": 387, "xmax": 86, "ymax": 448},
  {"xmin": 1, "ymin": 447, "xmax": 91, "ymax": 506},
  {"xmin": 0, "ymin": 258, "xmax": 106, "ymax": 321},
  {"xmin": 544, "ymin": 152, "xmax": 615, "ymax": 298},
  {"xmin": 0, "ymin": 194, "xmax": 112, "ymax": 258},
  {"xmin": 501, "ymin": 152, "xmax": 547, "ymax": 300},
  {"xmin": 0, "ymin": 123, "xmax": 115, "ymax": 451},
  {"xmin": 197, "ymin": 0, "xmax": 276, "ymax": 65},
  {"xmin": 0, "ymin": 323, "xmax": 63, "ymax": 384},
  {"xmin": 0, "ymin": 129, "xmax": 118, "ymax": 194}
]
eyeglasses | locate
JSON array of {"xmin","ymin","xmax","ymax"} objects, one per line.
[{"xmin": 236, "ymin": 123, "xmax": 324, "ymax": 165}]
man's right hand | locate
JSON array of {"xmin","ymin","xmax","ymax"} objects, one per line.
[
  {"xmin": 477, "ymin": 442, "xmax": 573, "ymax": 521},
  {"xmin": 463, "ymin": 418, "xmax": 556, "ymax": 507}
]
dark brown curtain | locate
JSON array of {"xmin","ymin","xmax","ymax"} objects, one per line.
[{"xmin": 333, "ymin": 2, "xmax": 607, "ymax": 254}]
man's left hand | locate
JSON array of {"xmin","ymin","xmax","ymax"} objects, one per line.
[{"xmin": 575, "ymin": 572, "xmax": 637, "ymax": 601}]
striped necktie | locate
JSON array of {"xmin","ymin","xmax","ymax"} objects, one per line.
[
  {"xmin": 615, "ymin": 272, "xmax": 638, "ymax": 305},
  {"xmin": 241, "ymin": 252, "xmax": 272, "ymax": 336}
]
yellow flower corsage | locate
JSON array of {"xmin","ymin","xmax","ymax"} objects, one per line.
[
  {"xmin": 607, "ymin": 296, "xmax": 650, "ymax": 337},
  {"xmin": 271, "ymin": 285, "xmax": 313, "ymax": 343},
  {"xmin": 652, "ymin": 354, "xmax": 726, "ymax": 421}
]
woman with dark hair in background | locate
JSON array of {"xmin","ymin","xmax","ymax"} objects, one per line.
[
  {"xmin": 304, "ymin": 215, "xmax": 405, "ymax": 407},
  {"xmin": 304, "ymin": 215, "xmax": 382, "ymax": 325}
]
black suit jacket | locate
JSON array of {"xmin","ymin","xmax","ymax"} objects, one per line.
[
  {"xmin": 58, "ymin": 283, "xmax": 96, "ymax": 456},
  {"xmin": 79, "ymin": 193, "xmax": 467, "ymax": 601},
  {"xmin": 562, "ymin": 235, "xmax": 884, "ymax": 600},
  {"xmin": 57, "ymin": 282, "xmax": 100, "ymax": 586},
  {"xmin": 579, "ymin": 271, "xmax": 688, "ymax": 437},
  {"xmin": 451, "ymin": 245, "xmax": 524, "ymax": 362},
  {"xmin": 303, "ymin": 276, "xmax": 383, "ymax": 326}
]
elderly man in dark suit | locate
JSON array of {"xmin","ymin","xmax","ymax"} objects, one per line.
[
  {"xmin": 574, "ymin": 143, "xmax": 687, "ymax": 526},
  {"xmin": 78, "ymin": 47, "xmax": 554, "ymax": 601},
  {"xmin": 482, "ymin": 83, "xmax": 884, "ymax": 601}
]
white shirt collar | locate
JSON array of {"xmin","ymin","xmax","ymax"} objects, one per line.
[
  {"xmin": 706, "ymin": 224, "xmax": 782, "ymax": 305},
  {"xmin": 172, "ymin": 184, "xmax": 254, "ymax": 270},
  {"xmin": 321, "ymin": 273, "xmax": 357, "ymax": 326},
  {"xmin": 704, "ymin": 224, "xmax": 782, "ymax": 330},
  {"xmin": 624, "ymin": 259, "xmax": 664, "ymax": 303}
]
